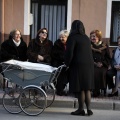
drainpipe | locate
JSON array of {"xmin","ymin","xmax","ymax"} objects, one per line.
[
  {"xmin": 79, "ymin": 0, "xmax": 81, "ymax": 20},
  {"xmin": 0, "ymin": 0, "xmax": 4, "ymax": 45}
]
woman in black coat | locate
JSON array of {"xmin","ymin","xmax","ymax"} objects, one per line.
[
  {"xmin": 27, "ymin": 28, "xmax": 53, "ymax": 65},
  {"xmin": 65, "ymin": 20, "xmax": 94, "ymax": 116},
  {"xmin": 1, "ymin": 29, "xmax": 27, "ymax": 62},
  {"xmin": 51, "ymin": 30, "xmax": 69, "ymax": 95},
  {"xmin": 0, "ymin": 29, "xmax": 27, "ymax": 89}
]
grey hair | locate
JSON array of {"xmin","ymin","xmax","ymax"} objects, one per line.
[
  {"xmin": 9, "ymin": 29, "xmax": 21, "ymax": 38},
  {"xmin": 59, "ymin": 30, "xmax": 69, "ymax": 37},
  {"xmin": 9, "ymin": 29, "xmax": 22, "ymax": 39}
]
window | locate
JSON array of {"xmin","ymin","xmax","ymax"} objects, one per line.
[
  {"xmin": 30, "ymin": 0, "xmax": 67, "ymax": 43},
  {"xmin": 110, "ymin": 1, "xmax": 120, "ymax": 45}
]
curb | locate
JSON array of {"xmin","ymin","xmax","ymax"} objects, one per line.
[
  {"xmin": 50, "ymin": 98, "xmax": 120, "ymax": 111},
  {"xmin": 0, "ymin": 90, "xmax": 120, "ymax": 111}
]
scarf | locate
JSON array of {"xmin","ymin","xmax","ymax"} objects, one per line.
[{"xmin": 13, "ymin": 39, "xmax": 21, "ymax": 47}]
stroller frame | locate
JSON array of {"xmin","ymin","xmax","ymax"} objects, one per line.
[{"xmin": 0, "ymin": 61, "xmax": 65, "ymax": 116}]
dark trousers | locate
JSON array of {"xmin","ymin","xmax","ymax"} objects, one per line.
[
  {"xmin": 55, "ymin": 68, "xmax": 68, "ymax": 93},
  {"xmin": 106, "ymin": 69, "xmax": 116, "ymax": 89},
  {"xmin": 0, "ymin": 65, "xmax": 5, "ymax": 89}
]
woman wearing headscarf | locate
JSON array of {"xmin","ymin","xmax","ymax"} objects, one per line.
[{"xmin": 65, "ymin": 20, "xmax": 94, "ymax": 116}]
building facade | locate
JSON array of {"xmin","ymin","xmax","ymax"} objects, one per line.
[{"xmin": 0, "ymin": 0, "xmax": 120, "ymax": 47}]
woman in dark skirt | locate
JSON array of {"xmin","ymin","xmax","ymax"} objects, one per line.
[{"xmin": 65, "ymin": 20, "xmax": 94, "ymax": 116}]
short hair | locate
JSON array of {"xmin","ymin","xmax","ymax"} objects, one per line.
[
  {"xmin": 90, "ymin": 30, "xmax": 102, "ymax": 41},
  {"xmin": 59, "ymin": 30, "xmax": 69, "ymax": 37},
  {"xmin": 9, "ymin": 29, "xmax": 22, "ymax": 39}
]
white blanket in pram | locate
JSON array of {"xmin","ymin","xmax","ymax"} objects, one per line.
[{"xmin": 3, "ymin": 59, "xmax": 57, "ymax": 73}]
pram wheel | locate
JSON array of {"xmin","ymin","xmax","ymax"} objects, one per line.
[
  {"xmin": 2, "ymin": 88, "xmax": 22, "ymax": 114},
  {"xmin": 19, "ymin": 85, "xmax": 47, "ymax": 116},
  {"xmin": 42, "ymin": 83, "xmax": 55, "ymax": 108}
]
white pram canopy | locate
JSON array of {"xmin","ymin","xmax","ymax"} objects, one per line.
[{"xmin": 3, "ymin": 59, "xmax": 57, "ymax": 73}]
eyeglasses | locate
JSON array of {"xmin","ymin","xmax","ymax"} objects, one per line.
[{"xmin": 41, "ymin": 31, "xmax": 47, "ymax": 35}]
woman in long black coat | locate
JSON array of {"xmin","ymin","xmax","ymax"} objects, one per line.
[
  {"xmin": 65, "ymin": 20, "xmax": 94, "ymax": 116},
  {"xmin": 51, "ymin": 30, "xmax": 69, "ymax": 95}
]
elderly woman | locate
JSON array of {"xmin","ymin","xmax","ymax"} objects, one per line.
[
  {"xmin": 51, "ymin": 30, "xmax": 69, "ymax": 67},
  {"xmin": 90, "ymin": 30, "xmax": 111, "ymax": 97},
  {"xmin": 27, "ymin": 28, "xmax": 53, "ymax": 64},
  {"xmin": 51, "ymin": 30, "xmax": 69, "ymax": 96},
  {"xmin": 1, "ymin": 29, "xmax": 27, "ymax": 62},
  {"xmin": 0, "ymin": 29, "xmax": 27, "ymax": 89}
]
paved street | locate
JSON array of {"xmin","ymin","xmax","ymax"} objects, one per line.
[{"xmin": 0, "ymin": 106, "xmax": 120, "ymax": 120}]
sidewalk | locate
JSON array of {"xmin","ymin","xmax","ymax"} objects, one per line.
[
  {"xmin": 0, "ymin": 88, "xmax": 120, "ymax": 111},
  {"xmin": 51, "ymin": 92, "xmax": 120, "ymax": 111}
]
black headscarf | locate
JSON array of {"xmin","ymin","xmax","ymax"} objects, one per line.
[{"xmin": 70, "ymin": 20, "xmax": 85, "ymax": 35}]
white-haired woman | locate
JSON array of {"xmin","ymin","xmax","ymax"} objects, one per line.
[{"xmin": 51, "ymin": 30, "xmax": 69, "ymax": 96}]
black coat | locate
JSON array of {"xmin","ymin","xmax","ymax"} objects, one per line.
[
  {"xmin": 51, "ymin": 39, "xmax": 66, "ymax": 67},
  {"xmin": 0, "ymin": 50, "xmax": 2, "ymax": 62},
  {"xmin": 1, "ymin": 39, "xmax": 27, "ymax": 62},
  {"xmin": 27, "ymin": 38, "xmax": 53, "ymax": 64},
  {"xmin": 51, "ymin": 39, "xmax": 68, "ymax": 92},
  {"xmin": 65, "ymin": 33, "xmax": 94, "ymax": 92}
]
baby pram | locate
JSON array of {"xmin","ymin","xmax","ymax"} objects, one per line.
[{"xmin": 0, "ymin": 59, "xmax": 65, "ymax": 116}]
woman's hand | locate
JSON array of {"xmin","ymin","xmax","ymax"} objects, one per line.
[
  {"xmin": 114, "ymin": 65, "xmax": 120, "ymax": 71},
  {"xmin": 37, "ymin": 55, "xmax": 44, "ymax": 62},
  {"xmin": 96, "ymin": 62, "xmax": 103, "ymax": 67},
  {"xmin": 108, "ymin": 65, "xmax": 111, "ymax": 70}
]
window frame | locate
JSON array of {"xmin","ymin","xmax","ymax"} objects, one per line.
[
  {"xmin": 110, "ymin": 1, "xmax": 120, "ymax": 46},
  {"xmin": 106, "ymin": 0, "xmax": 120, "ymax": 46}
]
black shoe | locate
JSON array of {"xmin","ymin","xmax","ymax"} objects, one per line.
[
  {"xmin": 56, "ymin": 91, "xmax": 67, "ymax": 96},
  {"xmin": 71, "ymin": 109, "xmax": 85, "ymax": 116},
  {"xmin": 87, "ymin": 110, "xmax": 93, "ymax": 116},
  {"xmin": 108, "ymin": 91, "xmax": 118, "ymax": 97}
]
